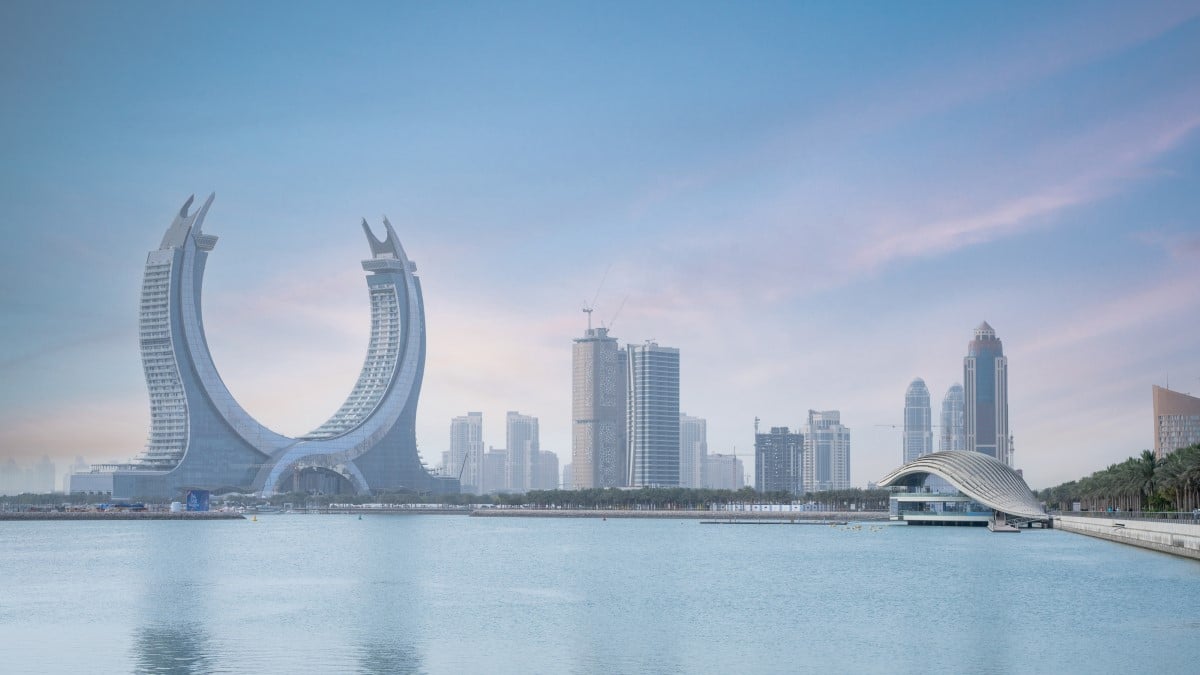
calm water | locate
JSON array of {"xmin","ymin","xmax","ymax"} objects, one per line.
[{"xmin": 1, "ymin": 516, "xmax": 1198, "ymax": 674}]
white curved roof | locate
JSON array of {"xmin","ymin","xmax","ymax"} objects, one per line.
[{"xmin": 877, "ymin": 451, "xmax": 1046, "ymax": 520}]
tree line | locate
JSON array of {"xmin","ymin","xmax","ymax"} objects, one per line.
[{"xmin": 1038, "ymin": 443, "xmax": 1200, "ymax": 513}]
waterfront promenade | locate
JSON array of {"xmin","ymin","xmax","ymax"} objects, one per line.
[{"xmin": 1053, "ymin": 513, "xmax": 1200, "ymax": 561}]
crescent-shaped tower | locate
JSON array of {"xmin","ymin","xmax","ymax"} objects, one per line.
[{"xmin": 103, "ymin": 195, "xmax": 457, "ymax": 499}]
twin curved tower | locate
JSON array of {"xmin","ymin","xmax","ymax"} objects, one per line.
[{"xmin": 111, "ymin": 194, "xmax": 457, "ymax": 498}]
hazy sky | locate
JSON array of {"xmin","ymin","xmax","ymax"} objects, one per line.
[{"xmin": 2, "ymin": 1, "xmax": 1199, "ymax": 489}]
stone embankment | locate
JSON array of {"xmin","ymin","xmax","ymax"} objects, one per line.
[
  {"xmin": 471, "ymin": 508, "xmax": 888, "ymax": 521},
  {"xmin": 1054, "ymin": 515, "xmax": 1200, "ymax": 561},
  {"xmin": 0, "ymin": 511, "xmax": 244, "ymax": 521}
]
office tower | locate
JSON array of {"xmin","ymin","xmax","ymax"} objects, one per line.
[
  {"xmin": 939, "ymin": 384, "xmax": 965, "ymax": 452},
  {"xmin": 572, "ymin": 325, "xmax": 628, "ymax": 489},
  {"xmin": 704, "ymin": 453, "xmax": 745, "ymax": 490},
  {"xmin": 449, "ymin": 412, "xmax": 485, "ymax": 494},
  {"xmin": 1153, "ymin": 385, "xmax": 1200, "ymax": 459},
  {"xmin": 88, "ymin": 195, "xmax": 454, "ymax": 498},
  {"xmin": 627, "ymin": 342, "xmax": 681, "ymax": 487},
  {"xmin": 963, "ymin": 321, "xmax": 1010, "ymax": 465},
  {"xmin": 506, "ymin": 412, "xmax": 539, "ymax": 493},
  {"xmin": 561, "ymin": 463, "xmax": 574, "ymax": 491},
  {"xmin": 537, "ymin": 451, "xmax": 560, "ymax": 490},
  {"xmin": 755, "ymin": 426, "xmax": 803, "ymax": 493},
  {"xmin": 482, "ymin": 447, "xmax": 508, "ymax": 494},
  {"xmin": 680, "ymin": 414, "xmax": 707, "ymax": 489},
  {"xmin": 903, "ymin": 379, "xmax": 933, "ymax": 464},
  {"xmin": 803, "ymin": 410, "xmax": 850, "ymax": 492}
]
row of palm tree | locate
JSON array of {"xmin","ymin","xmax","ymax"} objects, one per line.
[{"xmin": 1039, "ymin": 443, "xmax": 1200, "ymax": 513}]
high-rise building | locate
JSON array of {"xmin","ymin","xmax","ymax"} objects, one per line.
[
  {"xmin": 572, "ymin": 325, "xmax": 628, "ymax": 490},
  {"xmin": 79, "ymin": 195, "xmax": 456, "ymax": 498},
  {"xmin": 536, "ymin": 451, "xmax": 560, "ymax": 490},
  {"xmin": 963, "ymin": 321, "xmax": 1010, "ymax": 465},
  {"xmin": 482, "ymin": 447, "xmax": 508, "ymax": 494},
  {"xmin": 449, "ymin": 412, "xmax": 485, "ymax": 494},
  {"xmin": 679, "ymin": 414, "xmax": 707, "ymax": 489},
  {"xmin": 1153, "ymin": 385, "xmax": 1200, "ymax": 459},
  {"xmin": 627, "ymin": 342, "xmax": 681, "ymax": 487},
  {"xmin": 803, "ymin": 410, "xmax": 850, "ymax": 492},
  {"xmin": 903, "ymin": 379, "xmax": 933, "ymax": 464},
  {"xmin": 506, "ymin": 412, "xmax": 539, "ymax": 493},
  {"xmin": 939, "ymin": 384, "xmax": 965, "ymax": 452},
  {"xmin": 755, "ymin": 426, "xmax": 803, "ymax": 493},
  {"xmin": 704, "ymin": 453, "xmax": 745, "ymax": 490},
  {"xmin": 561, "ymin": 463, "xmax": 573, "ymax": 491}
]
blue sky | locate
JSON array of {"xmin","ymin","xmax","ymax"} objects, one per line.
[{"xmin": 2, "ymin": 1, "xmax": 1199, "ymax": 489}]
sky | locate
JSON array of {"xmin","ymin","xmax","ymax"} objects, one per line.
[{"xmin": 1, "ymin": 0, "xmax": 1199, "ymax": 491}]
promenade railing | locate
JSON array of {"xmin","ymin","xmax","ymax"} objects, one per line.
[{"xmin": 1051, "ymin": 510, "xmax": 1200, "ymax": 523}]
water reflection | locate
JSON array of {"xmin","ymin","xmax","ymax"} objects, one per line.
[
  {"xmin": 351, "ymin": 519, "xmax": 427, "ymax": 675},
  {"xmin": 131, "ymin": 524, "xmax": 215, "ymax": 674},
  {"xmin": 133, "ymin": 623, "xmax": 213, "ymax": 674}
]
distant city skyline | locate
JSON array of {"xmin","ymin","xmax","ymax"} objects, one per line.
[{"xmin": 2, "ymin": 3, "xmax": 1199, "ymax": 490}]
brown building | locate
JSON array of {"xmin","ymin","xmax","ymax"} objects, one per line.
[{"xmin": 1153, "ymin": 385, "xmax": 1200, "ymax": 459}]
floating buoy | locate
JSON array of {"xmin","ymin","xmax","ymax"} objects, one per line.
[{"xmin": 252, "ymin": 515, "xmax": 257, "ymax": 522}]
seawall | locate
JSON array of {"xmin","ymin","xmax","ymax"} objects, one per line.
[
  {"xmin": 470, "ymin": 508, "xmax": 888, "ymax": 521},
  {"xmin": 1054, "ymin": 515, "xmax": 1200, "ymax": 561},
  {"xmin": 0, "ymin": 511, "xmax": 244, "ymax": 521}
]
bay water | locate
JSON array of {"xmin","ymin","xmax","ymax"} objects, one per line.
[{"xmin": 2, "ymin": 516, "xmax": 1198, "ymax": 673}]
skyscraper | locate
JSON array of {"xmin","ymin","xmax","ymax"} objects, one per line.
[
  {"xmin": 449, "ymin": 412, "xmax": 484, "ymax": 494},
  {"xmin": 537, "ymin": 451, "xmax": 560, "ymax": 490},
  {"xmin": 506, "ymin": 411, "xmax": 539, "ymax": 493},
  {"xmin": 627, "ymin": 342, "xmax": 681, "ymax": 487},
  {"xmin": 939, "ymin": 384, "xmax": 965, "ymax": 452},
  {"xmin": 572, "ymin": 325, "xmax": 628, "ymax": 489},
  {"xmin": 803, "ymin": 410, "xmax": 850, "ymax": 492},
  {"xmin": 755, "ymin": 426, "xmax": 803, "ymax": 493},
  {"xmin": 963, "ymin": 321, "xmax": 1010, "ymax": 465},
  {"xmin": 679, "ymin": 414, "xmax": 707, "ymax": 489},
  {"xmin": 704, "ymin": 453, "xmax": 745, "ymax": 490},
  {"xmin": 1153, "ymin": 385, "xmax": 1200, "ymax": 459},
  {"xmin": 80, "ymin": 195, "xmax": 456, "ymax": 498},
  {"xmin": 482, "ymin": 447, "xmax": 507, "ymax": 494},
  {"xmin": 903, "ymin": 378, "xmax": 933, "ymax": 464}
]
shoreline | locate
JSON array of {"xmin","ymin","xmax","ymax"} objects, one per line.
[
  {"xmin": 0, "ymin": 511, "xmax": 244, "ymax": 521},
  {"xmin": 469, "ymin": 508, "xmax": 889, "ymax": 520}
]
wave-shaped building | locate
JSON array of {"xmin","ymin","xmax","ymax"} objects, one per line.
[{"xmin": 82, "ymin": 195, "xmax": 457, "ymax": 499}]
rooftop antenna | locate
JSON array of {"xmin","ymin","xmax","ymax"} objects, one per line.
[{"xmin": 582, "ymin": 305, "xmax": 594, "ymax": 331}]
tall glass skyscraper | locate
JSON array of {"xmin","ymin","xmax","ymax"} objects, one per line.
[
  {"xmin": 803, "ymin": 410, "xmax": 850, "ymax": 492},
  {"xmin": 679, "ymin": 414, "xmax": 707, "ymax": 489},
  {"xmin": 964, "ymin": 322, "xmax": 1010, "ymax": 465},
  {"xmin": 627, "ymin": 342, "xmax": 680, "ymax": 487},
  {"xmin": 571, "ymin": 326, "xmax": 627, "ymax": 489},
  {"xmin": 903, "ymin": 378, "xmax": 933, "ymax": 464},
  {"xmin": 939, "ymin": 383, "xmax": 965, "ymax": 452},
  {"xmin": 506, "ymin": 411, "xmax": 539, "ymax": 493},
  {"xmin": 450, "ymin": 412, "xmax": 484, "ymax": 494}
]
